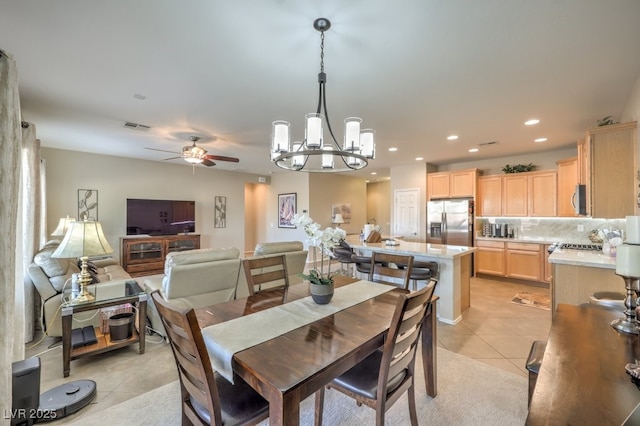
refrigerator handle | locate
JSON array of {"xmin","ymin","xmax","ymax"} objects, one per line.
[{"xmin": 442, "ymin": 212, "xmax": 447, "ymax": 244}]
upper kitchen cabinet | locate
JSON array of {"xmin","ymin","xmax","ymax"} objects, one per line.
[
  {"xmin": 586, "ymin": 121, "xmax": 637, "ymax": 219},
  {"xmin": 556, "ymin": 157, "xmax": 579, "ymax": 217},
  {"xmin": 477, "ymin": 170, "xmax": 557, "ymax": 217},
  {"xmin": 477, "ymin": 175, "xmax": 502, "ymax": 216},
  {"xmin": 427, "ymin": 168, "xmax": 479, "ymax": 199}
]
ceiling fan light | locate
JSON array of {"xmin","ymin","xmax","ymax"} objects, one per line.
[
  {"xmin": 343, "ymin": 117, "xmax": 362, "ymax": 152},
  {"xmin": 272, "ymin": 121, "xmax": 290, "ymax": 155},
  {"xmin": 305, "ymin": 113, "xmax": 323, "ymax": 149},
  {"xmin": 184, "ymin": 156, "xmax": 203, "ymax": 164}
]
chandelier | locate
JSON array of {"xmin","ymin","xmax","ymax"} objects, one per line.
[{"xmin": 270, "ymin": 18, "xmax": 375, "ymax": 172}]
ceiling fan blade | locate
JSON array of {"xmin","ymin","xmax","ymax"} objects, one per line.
[
  {"xmin": 145, "ymin": 147, "xmax": 181, "ymax": 155},
  {"xmin": 204, "ymin": 154, "xmax": 239, "ymax": 163},
  {"xmin": 162, "ymin": 156, "xmax": 182, "ymax": 161},
  {"xmin": 201, "ymin": 159, "xmax": 216, "ymax": 167}
]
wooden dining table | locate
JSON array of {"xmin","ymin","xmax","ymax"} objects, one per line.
[{"xmin": 195, "ymin": 275, "xmax": 438, "ymax": 425}]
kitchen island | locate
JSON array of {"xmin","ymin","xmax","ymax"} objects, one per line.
[
  {"xmin": 548, "ymin": 247, "xmax": 622, "ymax": 315},
  {"xmin": 346, "ymin": 238, "xmax": 475, "ymax": 324}
]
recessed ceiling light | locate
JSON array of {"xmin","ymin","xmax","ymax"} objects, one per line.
[
  {"xmin": 371, "ymin": 172, "xmax": 377, "ymax": 175},
  {"xmin": 525, "ymin": 119, "xmax": 540, "ymax": 126},
  {"xmin": 415, "ymin": 157, "xmax": 424, "ymax": 161},
  {"xmin": 468, "ymin": 148, "xmax": 479, "ymax": 153},
  {"xmin": 534, "ymin": 137, "xmax": 547, "ymax": 143},
  {"xmin": 447, "ymin": 135, "xmax": 459, "ymax": 140},
  {"xmin": 388, "ymin": 147, "xmax": 398, "ymax": 152}
]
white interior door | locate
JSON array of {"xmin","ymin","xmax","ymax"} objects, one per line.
[{"xmin": 394, "ymin": 188, "xmax": 420, "ymax": 238}]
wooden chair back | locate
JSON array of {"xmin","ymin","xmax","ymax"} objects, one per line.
[
  {"xmin": 368, "ymin": 252, "xmax": 414, "ymax": 290},
  {"xmin": 150, "ymin": 291, "xmax": 222, "ymax": 425},
  {"xmin": 243, "ymin": 254, "xmax": 290, "ymax": 295}
]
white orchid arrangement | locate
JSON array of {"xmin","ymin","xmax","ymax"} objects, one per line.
[{"xmin": 291, "ymin": 213, "xmax": 346, "ymax": 285}]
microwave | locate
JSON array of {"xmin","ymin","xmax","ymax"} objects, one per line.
[{"xmin": 573, "ymin": 184, "xmax": 587, "ymax": 215}]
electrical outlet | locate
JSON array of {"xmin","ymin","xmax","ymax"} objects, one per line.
[{"xmin": 577, "ymin": 224, "xmax": 584, "ymax": 232}]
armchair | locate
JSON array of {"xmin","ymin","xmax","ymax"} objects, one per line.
[{"xmin": 143, "ymin": 248, "xmax": 242, "ymax": 337}]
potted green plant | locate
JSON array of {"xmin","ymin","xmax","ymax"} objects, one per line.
[{"xmin": 291, "ymin": 213, "xmax": 346, "ymax": 304}]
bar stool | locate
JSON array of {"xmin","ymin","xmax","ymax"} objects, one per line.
[
  {"xmin": 332, "ymin": 242, "xmax": 355, "ymax": 277},
  {"xmin": 399, "ymin": 260, "xmax": 439, "ymax": 291},
  {"xmin": 351, "ymin": 254, "xmax": 372, "ymax": 279}
]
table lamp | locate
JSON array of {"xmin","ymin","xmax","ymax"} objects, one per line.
[
  {"xmin": 333, "ymin": 213, "xmax": 344, "ymax": 228},
  {"xmin": 52, "ymin": 220, "xmax": 114, "ymax": 304},
  {"xmin": 50, "ymin": 216, "xmax": 76, "ymax": 237}
]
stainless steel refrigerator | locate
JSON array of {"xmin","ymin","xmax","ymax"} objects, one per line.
[{"xmin": 427, "ymin": 198, "xmax": 474, "ymax": 246}]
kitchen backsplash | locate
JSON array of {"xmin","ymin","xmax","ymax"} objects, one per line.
[{"xmin": 475, "ymin": 217, "xmax": 627, "ymax": 244}]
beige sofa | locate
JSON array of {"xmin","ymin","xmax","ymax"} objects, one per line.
[
  {"xmin": 28, "ymin": 240, "xmax": 132, "ymax": 337},
  {"xmin": 143, "ymin": 248, "xmax": 243, "ymax": 337}
]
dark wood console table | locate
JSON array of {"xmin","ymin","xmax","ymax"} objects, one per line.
[{"xmin": 526, "ymin": 303, "xmax": 640, "ymax": 425}]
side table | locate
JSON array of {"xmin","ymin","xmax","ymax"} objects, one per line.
[{"xmin": 61, "ymin": 280, "xmax": 147, "ymax": 377}]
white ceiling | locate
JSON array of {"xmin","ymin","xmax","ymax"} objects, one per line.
[{"xmin": 2, "ymin": 0, "xmax": 640, "ymax": 181}]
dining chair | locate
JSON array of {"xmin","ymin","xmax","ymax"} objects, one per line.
[
  {"xmin": 368, "ymin": 252, "xmax": 414, "ymax": 290},
  {"xmin": 314, "ymin": 279, "xmax": 438, "ymax": 426},
  {"xmin": 243, "ymin": 254, "xmax": 290, "ymax": 295},
  {"xmin": 150, "ymin": 291, "xmax": 269, "ymax": 426}
]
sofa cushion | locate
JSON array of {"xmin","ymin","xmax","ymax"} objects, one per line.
[
  {"xmin": 33, "ymin": 247, "xmax": 79, "ymax": 278},
  {"xmin": 254, "ymin": 241, "xmax": 304, "ymax": 256}
]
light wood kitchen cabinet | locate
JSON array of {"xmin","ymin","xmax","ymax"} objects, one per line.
[
  {"xmin": 587, "ymin": 121, "xmax": 637, "ymax": 219},
  {"xmin": 505, "ymin": 242, "xmax": 542, "ymax": 281},
  {"xmin": 502, "ymin": 174, "xmax": 528, "ymax": 216},
  {"xmin": 528, "ymin": 171, "xmax": 557, "ymax": 216},
  {"xmin": 428, "ymin": 168, "xmax": 478, "ymax": 199},
  {"xmin": 556, "ymin": 157, "xmax": 579, "ymax": 217},
  {"xmin": 478, "ymin": 171, "xmax": 557, "ymax": 217},
  {"xmin": 477, "ymin": 176, "xmax": 503, "ymax": 216},
  {"xmin": 475, "ymin": 240, "xmax": 506, "ymax": 276}
]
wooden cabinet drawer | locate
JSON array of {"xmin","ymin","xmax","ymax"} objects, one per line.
[
  {"xmin": 476, "ymin": 240, "xmax": 505, "ymax": 249},
  {"xmin": 126, "ymin": 262, "xmax": 164, "ymax": 274},
  {"xmin": 506, "ymin": 242, "xmax": 541, "ymax": 252}
]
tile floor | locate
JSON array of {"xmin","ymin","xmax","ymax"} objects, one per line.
[{"xmin": 24, "ymin": 275, "xmax": 551, "ymax": 423}]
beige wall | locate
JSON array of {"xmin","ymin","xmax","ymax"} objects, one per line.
[
  {"xmin": 366, "ymin": 180, "xmax": 391, "ymax": 232},
  {"xmin": 43, "ymin": 148, "xmax": 260, "ymax": 259},
  {"xmin": 621, "ymin": 70, "xmax": 640, "ymax": 171},
  {"xmin": 308, "ymin": 173, "xmax": 367, "ymax": 235}
]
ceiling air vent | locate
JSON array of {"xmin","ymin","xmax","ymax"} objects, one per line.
[
  {"xmin": 123, "ymin": 121, "xmax": 151, "ymax": 131},
  {"xmin": 479, "ymin": 141, "xmax": 498, "ymax": 146}
]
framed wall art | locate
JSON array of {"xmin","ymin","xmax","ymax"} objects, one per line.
[
  {"xmin": 78, "ymin": 189, "xmax": 98, "ymax": 220},
  {"xmin": 331, "ymin": 203, "xmax": 351, "ymax": 223},
  {"xmin": 214, "ymin": 196, "xmax": 227, "ymax": 228},
  {"xmin": 278, "ymin": 193, "xmax": 297, "ymax": 228}
]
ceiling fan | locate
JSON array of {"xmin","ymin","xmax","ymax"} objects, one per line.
[{"xmin": 146, "ymin": 136, "xmax": 239, "ymax": 167}]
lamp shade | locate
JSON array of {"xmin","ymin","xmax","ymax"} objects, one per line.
[
  {"xmin": 51, "ymin": 221, "xmax": 114, "ymax": 259},
  {"xmin": 51, "ymin": 216, "xmax": 76, "ymax": 237},
  {"xmin": 333, "ymin": 213, "xmax": 345, "ymax": 224}
]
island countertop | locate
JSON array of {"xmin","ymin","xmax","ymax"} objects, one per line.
[
  {"xmin": 345, "ymin": 237, "xmax": 475, "ymax": 260},
  {"xmin": 548, "ymin": 248, "xmax": 616, "ymax": 270}
]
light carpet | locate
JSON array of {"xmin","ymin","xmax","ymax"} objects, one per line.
[
  {"xmin": 68, "ymin": 347, "xmax": 528, "ymax": 425},
  {"xmin": 511, "ymin": 291, "xmax": 550, "ymax": 310}
]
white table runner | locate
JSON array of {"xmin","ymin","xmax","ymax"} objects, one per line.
[{"xmin": 201, "ymin": 280, "xmax": 394, "ymax": 382}]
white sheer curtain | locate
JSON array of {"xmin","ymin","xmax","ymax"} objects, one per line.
[
  {"xmin": 21, "ymin": 122, "xmax": 45, "ymax": 344},
  {"xmin": 0, "ymin": 49, "xmax": 22, "ymax": 425}
]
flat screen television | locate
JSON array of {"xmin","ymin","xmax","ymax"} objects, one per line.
[{"xmin": 126, "ymin": 198, "xmax": 195, "ymax": 235}]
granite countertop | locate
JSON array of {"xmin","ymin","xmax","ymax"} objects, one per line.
[
  {"xmin": 345, "ymin": 238, "xmax": 475, "ymax": 260},
  {"xmin": 548, "ymin": 248, "xmax": 616, "ymax": 270}
]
